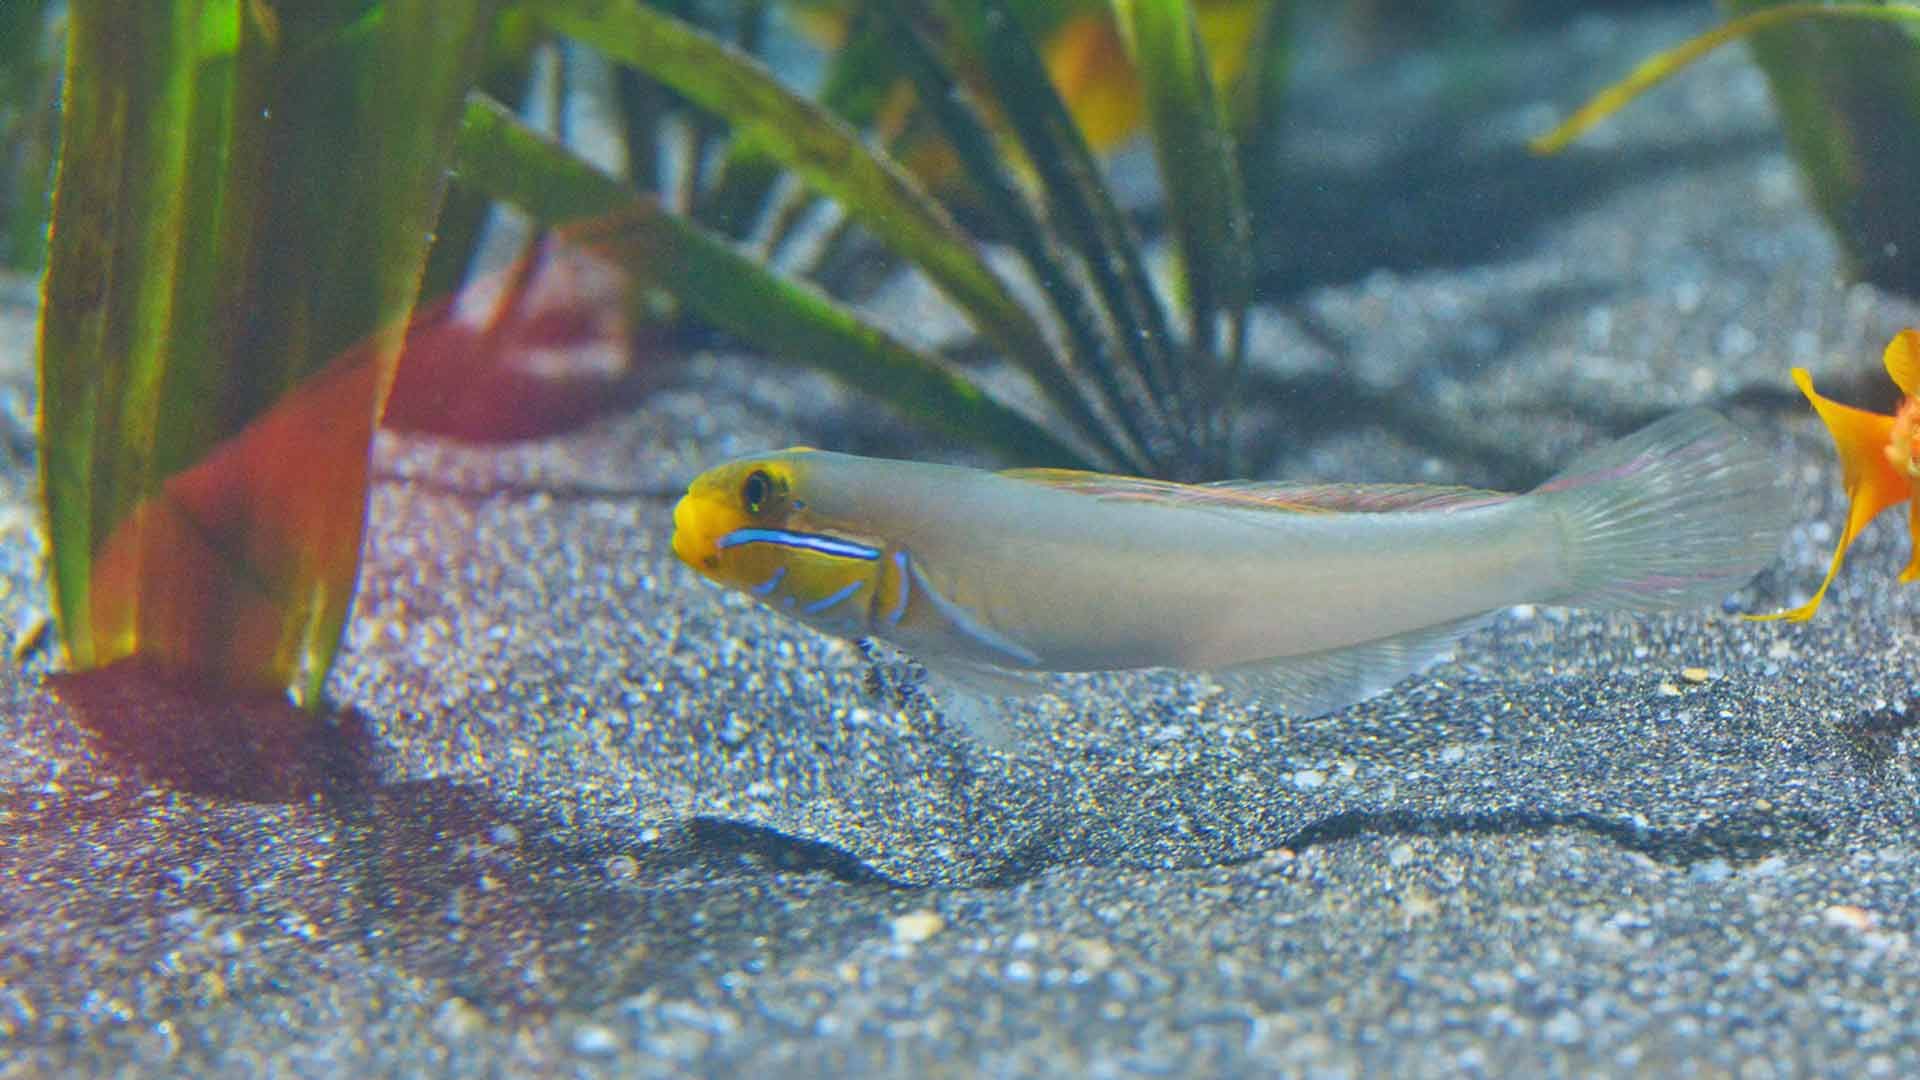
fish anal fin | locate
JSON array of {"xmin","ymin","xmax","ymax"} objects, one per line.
[{"xmin": 1213, "ymin": 615, "xmax": 1492, "ymax": 718}]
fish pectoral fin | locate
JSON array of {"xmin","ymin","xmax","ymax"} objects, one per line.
[
  {"xmin": 918, "ymin": 657, "xmax": 1048, "ymax": 749},
  {"xmin": 1212, "ymin": 615, "xmax": 1492, "ymax": 718}
]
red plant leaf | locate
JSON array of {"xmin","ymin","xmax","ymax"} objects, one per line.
[
  {"xmin": 86, "ymin": 329, "xmax": 387, "ymax": 694},
  {"xmin": 382, "ymin": 236, "xmax": 665, "ymax": 442}
]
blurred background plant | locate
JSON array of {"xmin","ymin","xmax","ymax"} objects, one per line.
[
  {"xmin": 1535, "ymin": 1, "xmax": 1920, "ymax": 294},
  {"xmin": 473, "ymin": 0, "xmax": 1294, "ymax": 479},
  {"xmin": 0, "ymin": 0, "xmax": 59, "ymax": 273}
]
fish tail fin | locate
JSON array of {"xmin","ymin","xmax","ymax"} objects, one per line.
[{"xmin": 1535, "ymin": 408, "xmax": 1790, "ymax": 612}]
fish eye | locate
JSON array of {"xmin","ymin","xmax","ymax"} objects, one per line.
[{"xmin": 742, "ymin": 470, "xmax": 773, "ymax": 514}]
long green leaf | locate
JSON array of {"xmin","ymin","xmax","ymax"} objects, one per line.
[
  {"xmin": 1226, "ymin": 0, "xmax": 1291, "ymax": 235},
  {"xmin": 421, "ymin": 12, "xmax": 541, "ymax": 301},
  {"xmin": 1112, "ymin": 0, "xmax": 1253, "ymax": 462},
  {"xmin": 39, "ymin": 3, "xmax": 187, "ymax": 668},
  {"xmin": 454, "ymin": 94, "xmax": 1091, "ymax": 468},
  {"xmin": 869, "ymin": 2, "xmax": 1152, "ymax": 474},
  {"xmin": 750, "ymin": 5, "xmax": 896, "ymax": 257},
  {"xmin": 1726, "ymin": 0, "xmax": 1920, "ymax": 291},
  {"xmin": 0, "ymin": 0, "xmax": 58, "ymax": 270},
  {"xmin": 39, "ymin": 0, "xmax": 496, "ymax": 705},
  {"xmin": 706, "ymin": 3, "xmax": 903, "ymax": 251},
  {"xmin": 0, "ymin": 1, "xmax": 53, "ymax": 88},
  {"xmin": 956, "ymin": 0, "xmax": 1187, "ymax": 468},
  {"xmin": 513, "ymin": 0, "xmax": 1127, "ymax": 466},
  {"xmin": 1531, "ymin": 3, "xmax": 1920, "ymax": 153},
  {"xmin": 1530, "ymin": 2, "xmax": 1920, "ymax": 292}
]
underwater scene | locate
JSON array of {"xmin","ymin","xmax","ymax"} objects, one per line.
[{"xmin": 3, "ymin": 0, "xmax": 1920, "ymax": 1075}]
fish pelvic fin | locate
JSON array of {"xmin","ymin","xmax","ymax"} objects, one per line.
[
  {"xmin": 1534, "ymin": 408, "xmax": 1791, "ymax": 613},
  {"xmin": 1212, "ymin": 615, "xmax": 1491, "ymax": 718},
  {"xmin": 917, "ymin": 657, "xmax": 1050, "ymax": 750}
]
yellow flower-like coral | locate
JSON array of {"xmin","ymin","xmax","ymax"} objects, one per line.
[{"xmin": 1758, "ymin": 329, "xmax": 1920, "ymax": 621}]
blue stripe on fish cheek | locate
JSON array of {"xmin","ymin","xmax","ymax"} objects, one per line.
[
  {"xmin": 717, "ymin": 527, "xmax": 882, "ymax": 561},
  {"xmin": 751, "ymin": 566, "xmax": 787, "ymax": 597},
  {"xmin": 802, "ymin": 579, "xmax": 865, "ymax": 616},
  {"xmin": 883, "ymin": 551, "xmax": 912, "ymax": 628}
]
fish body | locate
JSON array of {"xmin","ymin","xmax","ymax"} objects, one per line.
[{"xmin": 672, "ymin": 410, "xmax": 1788, "ymax": 736}]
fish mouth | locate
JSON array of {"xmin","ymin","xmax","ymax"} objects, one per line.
[{"xmin": 671, "ymin": 493, "xmax": 720, "ymax": 570}]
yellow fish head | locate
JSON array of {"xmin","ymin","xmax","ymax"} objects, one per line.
[
  {"xmin": 671, "ymin": 450, "xmax": 884, "ymax": 616},
  {"xmin": 672, "ymin": 456, "xmax": 795, "ymax": 584}
]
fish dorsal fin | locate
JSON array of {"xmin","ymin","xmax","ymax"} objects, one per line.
[
  {"xmin": 1001, "ymin": 468, "xmax": 1514, "ymax": 515},
  {"xmin": 1206, "ymin": 481, "xmax": 1515, "ymax": 514},
  {"xmin": 1212, "ymin": 614, "xmax": 1492, "ymax": 718}
]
